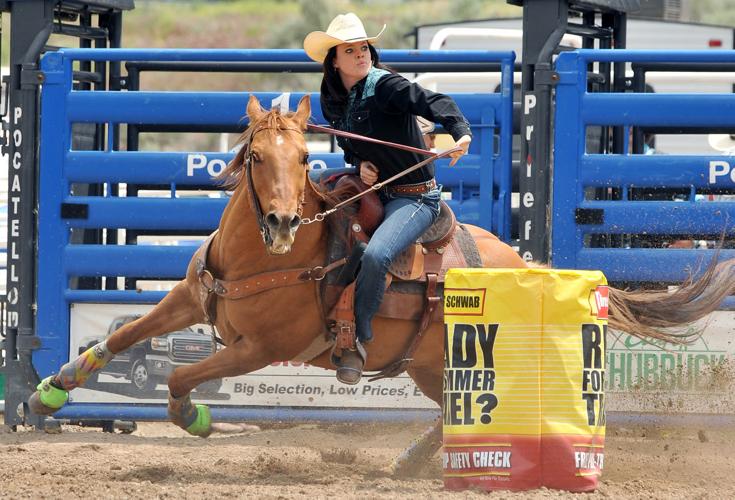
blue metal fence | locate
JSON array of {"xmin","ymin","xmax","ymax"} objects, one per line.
[
  {"xmin": 35, "ymin": 48, "xmax": 514, "ymax": 383},
  {"xmin": 552, "ymin": 50, "xmax": 735, "ymax": 305},
  {"xmin": 27, "ymin": 46, "xmax": 735, "ymax": 421}
]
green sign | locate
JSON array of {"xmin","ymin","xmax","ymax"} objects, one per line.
[{"xmin": 606, "ymin": 331, "xmax": 730, "ymax": 393}]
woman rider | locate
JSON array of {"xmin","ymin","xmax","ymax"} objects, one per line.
[{"xmin": 304, "ymin": 13, "xmax": 472, "ymax": 384}]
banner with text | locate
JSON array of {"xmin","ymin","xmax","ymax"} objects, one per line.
[
  {"xmin": 606, "ymin": 311, "xmax": 735, "ymax": 414},
  {"xmin": 63, "ymin": 303, "xmax": 735, "ymax": 415},
  {"xmin": 68, "ymin": 304, "xmax": 433, "ymax": 409}
]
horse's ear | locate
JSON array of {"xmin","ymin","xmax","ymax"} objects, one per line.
[
  {"xmin": 293, "ymin": 94, "xmax": 311, "ymax": 131},
  {"xmin": 246, "ymin": 95, "xmax": 266, "ymax": 123}
]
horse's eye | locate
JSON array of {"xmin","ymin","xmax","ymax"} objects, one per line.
[
  {"xmin": 251, "ymin": 151, "xmax": 262, "ymax": 163},
  {"xmin": 302, "ymin": 153, "xmax": 310, "ymax": 165}
]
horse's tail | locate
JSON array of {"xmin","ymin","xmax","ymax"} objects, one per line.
[{"xmin": 608, "ymin": 257, "xmax": 735, "ymax": 343}]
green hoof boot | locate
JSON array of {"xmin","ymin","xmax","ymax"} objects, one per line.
[
  {"xmin": 28, "ymin": 376, "xmax": 69, "ymax": 416},
  {"xmin": 186, "ymin": 404, "xmax": 212, "ymax": 438}
]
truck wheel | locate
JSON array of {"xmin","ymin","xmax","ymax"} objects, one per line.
[
  {"xmin": 195, "ymin": 379, "xmax": 222, "ymax": 395},
  {"xmin": 130, "ymin": 359, "xmax": 157, "ymax": 392}
]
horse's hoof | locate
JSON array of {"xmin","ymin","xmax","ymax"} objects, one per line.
[
  {"xmin": 28, "ymin": 377, "xmax": 69, "ymax": 416},
  {"xmin": 28, "ymin": 392, "xmax": 61, "ymax": 416},
  {"xmin": 391, "ymin": 454, "xmax": 425, "ymax": 478},
  {"xmin": 391, "ymin": 423, "xmax": 442, "ymax": 478},
  {"xmin": 185, "ymin": 404, "xmax": 213, "ymax": 438}
]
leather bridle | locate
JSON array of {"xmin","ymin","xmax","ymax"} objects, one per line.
[{"xmin": 243, "ymin": 125, "xmax": 306, "ymax": 246}]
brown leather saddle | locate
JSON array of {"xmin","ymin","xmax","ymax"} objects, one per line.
[{"xmin": 323, "ymin": 175, "xmax": 482, "ymax": 380}]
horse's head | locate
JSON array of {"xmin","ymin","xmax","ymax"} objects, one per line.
[{"xmin": 236, "ymin": 95, "xmax": 311, "ymax": 255}]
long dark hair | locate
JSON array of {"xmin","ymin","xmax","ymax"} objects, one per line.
[{"xmin": 320, "ymin": 44, "xmax": 388, "ymax": 117}]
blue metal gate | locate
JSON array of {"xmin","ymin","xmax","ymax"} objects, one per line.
[
  {"xmin": 34, "ymin": 48, "xmax": 514, "ymax": 419},
  {"xmin": 552, "ymin": 49, "xmax": 735, "ymax": 309}
]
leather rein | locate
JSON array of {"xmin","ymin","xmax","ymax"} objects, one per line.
[
  {"xmin": 242, "ymin": 122, "xmax": 462, "ymax": 236},
  {"xmin": 301, "ymin": 124, "xmax": 461, "ymax": 224}
]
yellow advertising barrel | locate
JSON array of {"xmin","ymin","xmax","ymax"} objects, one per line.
[{"xmin": 443, "ymin": 268, "xmax": 607, "ymax": 492}]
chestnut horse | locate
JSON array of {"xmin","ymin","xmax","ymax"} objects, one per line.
[{"xmin": 29, "ymin": 95, "xmax": 735, "ymax": 475}]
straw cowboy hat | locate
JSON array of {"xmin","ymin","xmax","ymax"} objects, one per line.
[
  {"xmin": 708, "ymin": 133, "xmax": 735, "ymax": 152},
  {"xmin": 304, "ymin": 13, "xmax": 386, "ymax": 63}
]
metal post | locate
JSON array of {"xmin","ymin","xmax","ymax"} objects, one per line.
[
  {"xmin": 517, "ymin": 0, "xmax": 568, "ymax": 263},
  {"xmin": 2, "ymin": 0, "xmax": 131, "ymax": 428},
  {"xmin": 513, "ymin": 0, "xmax": 634, "ymax": 263},
  {"xmin": 4, "ymin": 0, "xmax": 52, "ymax": 428}
]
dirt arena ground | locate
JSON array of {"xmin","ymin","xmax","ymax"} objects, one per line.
[{"xmin": 0, "ymin": 416, "xmax": 733, "ymax": 499}]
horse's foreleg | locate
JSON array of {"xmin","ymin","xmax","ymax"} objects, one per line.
[
  {"xmin": 166, "ymin": 340, "xmax": 269, "ymax": 438},
  {"xmin": 29, "ymin": 281, "xmax": 202, "ymax": 416}
]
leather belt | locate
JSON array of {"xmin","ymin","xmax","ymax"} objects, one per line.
[{"xmin": 386, "ymin": 178, "xmax": 437, "ymax": 195}]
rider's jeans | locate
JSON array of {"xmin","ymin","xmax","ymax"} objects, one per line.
[{"xmin": 354, "ymin": 187, "xmax": 441, "ymax": 343}]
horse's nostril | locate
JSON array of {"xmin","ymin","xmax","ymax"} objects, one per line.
[
  {"xmin": 265, "ymin": 212, "xmax": 280, "ymax": 229},
  {"xmin": 289, "ymin": 214, "xmax": 301, "ymax": 229}
]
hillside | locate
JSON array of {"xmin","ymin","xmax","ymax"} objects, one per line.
[
  {"xmin": 119, "ymin": 0, "xmax": 518, "ymax": 92},
  {"xmin": 2, "ymin": 0, "xmax": 733, "ymax": 150}
]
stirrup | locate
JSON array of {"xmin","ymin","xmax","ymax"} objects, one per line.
[{"xmin": 334, "ymin": 340, "xmax": 367, "ymax": 385}]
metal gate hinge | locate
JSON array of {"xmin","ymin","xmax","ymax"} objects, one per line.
[
  {"xmin": 15, "ymin": 335, "xmax": 42, "ymax": 351},
  {"xmin": 20, "ymin": 67, "xmax": 45, "ymax": 88},
  {"xmin": 534, "ymin": 69, "xmax": 560, "ymax": 86},
  {"xmin": 575, "ymin": 208, "xmax": 604, "ymax": 225},
  {"xmin": 61, "ymin": 203, "xmax": 89, "ymax": 219},
  {"xmin": 111, "ymin": 75, "xmax": 128, "ymax": 90}
]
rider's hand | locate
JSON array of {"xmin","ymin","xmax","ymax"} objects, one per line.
[
  {"xmin": 449, "ymin": 135, "xmax": 471, "ymax": 167},
  {"xmin": 360, "ymin": 161, "xmax": 379, "ymax": 185}
]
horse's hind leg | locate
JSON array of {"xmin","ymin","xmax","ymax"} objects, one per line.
[
  {"xmin": 28, "ymin": 281, "xmax": 202, "ymax": 415},
  {"xmin": 392, "ymin": 365, "xmax": 445, "ymax": 477}
]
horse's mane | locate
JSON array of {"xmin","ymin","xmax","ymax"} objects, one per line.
[{"xmin": 216, "ymin": 109, "xmax": 301, "ymax": 190}]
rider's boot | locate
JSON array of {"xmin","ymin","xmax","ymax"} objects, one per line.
[
  {"xmin": 329, "ymin": 280, "xmax": 368, "ymax": 384},
  {"xmin": 335, "ymin": 314, "xmax": 372, "ymax": 384},
  {"xmin": 335, "ymin": 338, "xmax": 367, "ymax": 385}
]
